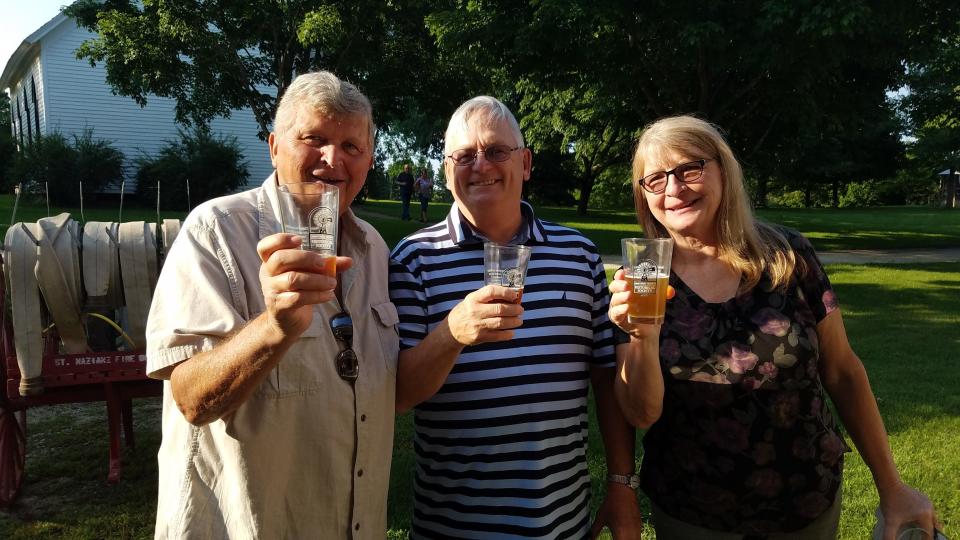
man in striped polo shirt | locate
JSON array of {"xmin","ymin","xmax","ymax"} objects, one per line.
[{"xmin": 389, "ymin": 96, "xmax": 641, "ymax": 539}]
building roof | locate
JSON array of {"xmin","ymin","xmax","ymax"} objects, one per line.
[{"xmin": 1, "ymin": 13, "xmax": 69, "ymax": 92}]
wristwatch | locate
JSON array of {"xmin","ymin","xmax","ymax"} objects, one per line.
[{"xmin": 606, "ymin": 473, "xmax": 640, "ymax": 489}]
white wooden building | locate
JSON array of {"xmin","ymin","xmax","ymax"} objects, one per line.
[{"xmin": 1, "ymin": 13, "xmax": 273, "ymax": 191}]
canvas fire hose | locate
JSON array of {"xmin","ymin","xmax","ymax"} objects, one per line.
[{"xmin": 2, "ymin": 215, "xmax": 181, "ymax": 395}]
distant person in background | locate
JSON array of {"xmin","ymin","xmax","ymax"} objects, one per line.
[
  {"xmin": 609, "ymin": 115, "xmax": 939, "ymax": 539},
  {"xmin": 413, "ymin": 169, "xmax": 433, "ymax": 222},
  {"xmin": 395, "ymin": 163, "xmax": 415, "ymax": 220}
]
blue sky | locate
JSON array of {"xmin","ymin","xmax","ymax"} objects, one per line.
[{"xmin": 1, "ymin": 0, "xmax": 68, "ymax": 78}]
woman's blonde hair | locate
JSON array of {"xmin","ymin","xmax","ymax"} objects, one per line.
[{"xmin": 631, "ymin": 115, "xmax": 799, "ymax": 291}]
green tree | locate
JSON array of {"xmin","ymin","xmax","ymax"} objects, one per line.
[
  {"xmin": 0, "ymin": 94, "xmax": 16, "ymax": 189},
  {"xmin": 898, "ymin": 4, "xmax": 960, "ymax": 207},
  {"xmin": 427, "ymin": 0, "xmax": 918, "ymax": 213},
  {"xmin": 65, "ymin": 0, "xmax": 458, "ymax": 142}
]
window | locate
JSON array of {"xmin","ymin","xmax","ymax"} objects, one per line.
[
  {"xmin": 15, "ymin": 95, "xmax": 24, "ymax": 147},
  {"xmin": 21, "ymin": 87, "xmax": 32, "ymax": 144},
  {"xmin": 30, "ymin": 76, "xmax": 40, "ymax": 138}
]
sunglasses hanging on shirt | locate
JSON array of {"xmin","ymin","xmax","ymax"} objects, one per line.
[{"xmin": 329, "ymin": 312, "xmax": 359, "ymax": 382}]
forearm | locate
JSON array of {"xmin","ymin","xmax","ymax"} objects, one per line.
[
  {"xmin": 592, "ymin": 367, "xmax": 636, "ymax": 474},
  {"xmin": 396, "ymin": 319, "xmax": 465, "ymax": 413},
  {"xmin": 170, "ymin": 312, "xmax": 295, "ymax": 426},
  {"xmin": 823, "ymin": 361, "xmax": 900, "ymax": 493},
  {"xmin": 614, "ymin": 337, "xmax": 664, "ymax": 428}
]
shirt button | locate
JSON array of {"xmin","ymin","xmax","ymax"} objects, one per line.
[
  {"xmin": 357, "ymin": 469, "xmax": 363, "ymax": 477},
  {"xmin": 361, "ymin": 414, "xmax": 366, "ymax": 422},
  {"xmin": 354, "ymin": 523, "xmax": 360, "ymax": 531}
]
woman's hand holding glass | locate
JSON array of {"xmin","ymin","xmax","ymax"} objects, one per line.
[{"xmin": 609, "ymin": 268, "xmax": 675, "ymax": 340}]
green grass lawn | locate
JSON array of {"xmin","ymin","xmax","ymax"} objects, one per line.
[
  {"xmin": 2, "ymin": 263, "xmax": 952, "ymax": 539},
  {"xmin": 0, "ymin": 195, "xmax": 957, "ymax": 538},
  {"xmin": 354, "ymin": 199, "xmax": 960, "ymax": 254}
]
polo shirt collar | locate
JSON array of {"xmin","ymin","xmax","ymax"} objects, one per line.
[{"xmin": 446, "ymin": 200, "xmax": 547, "ymax": 246}]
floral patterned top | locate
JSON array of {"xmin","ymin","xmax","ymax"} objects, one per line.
[{"xmin": 641, "ymin": 228, "xmax": 850, "ymax": 534}]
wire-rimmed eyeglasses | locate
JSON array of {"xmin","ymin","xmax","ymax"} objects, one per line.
[
  {"xmin": 637, "ymin": 158, "xmax": 713, "ymax": 194},
  {"xmin": 445, "ymin": 145, "xmax": 520, "ymax": 167},
  {"xmin": 330, "ymin": 312, "xmax": 359, "ymax": 382}
]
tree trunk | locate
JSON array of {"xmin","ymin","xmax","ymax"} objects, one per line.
[
  {"xmin": 577, "ymin": 174, "xmax": 594, "ymax": 216},
  {"xmin": 755, "ymin": 176, "xmax": 768, "ymax": 208}
]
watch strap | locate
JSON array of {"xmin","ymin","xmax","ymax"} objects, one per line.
[{"xmin": 606, "ymin": 473, "xmax": 640, "ymax": 489}]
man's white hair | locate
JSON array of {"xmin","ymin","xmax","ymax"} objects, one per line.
[
  {"xmin": 444, "ymin": 96, "xmax": 525, "ymax": 154},
  {"xmin": 273, "ymin": 71, "xmax": 375, "ymax": 147}
]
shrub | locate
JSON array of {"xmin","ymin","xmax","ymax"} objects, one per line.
[
  {"xmin": 838, "ymin": 181, "xmax": 881, "ymax": 208},
  {"xmin": 135, "ymin": 129, "xmax": 249, "ymax": 211},
  {"xmin": 6, "ymin": 130, "xmax": 123, "ymax": 206},
  {"xmin": 838, "ymin": 179, "xmax": 915, "ymax": 208},
  {"xmin": 0, "ymin": 129, "xmax": 20, "ymax": 191},
  {"xmin": 768, "ymin": 190, "xmax": 807, "ymax": 208}
]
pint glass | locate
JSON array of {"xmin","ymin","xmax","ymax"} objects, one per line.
[
  {"xmin": 277, "ymin": 182, "xmax": 339, "ymax": 276},
  {"xmin": 621, "ymin": 237, "xmax": 673, "ymax": 324},
  {"xmin": 483, "ymin": 243, "xmax": 531, "ymax": 303}
]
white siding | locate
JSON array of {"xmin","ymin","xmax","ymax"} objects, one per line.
[{"xmin": 37, "ymin": 18, "xmax": 273, "ymax": 189}]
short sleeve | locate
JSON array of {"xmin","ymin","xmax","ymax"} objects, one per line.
[
  {"xmin": 786, "ymin": 230, "xmax": 839, "ymax": 322},
  {"xmin": 145, "ymin": 223, "xmax": 246, "ymax": 379},
  {"xmin": 388, "ymin": 248, "xmax": 428, "ymax": 350},
  {"xmin": 590, "ymin": 251, "xmax": 616, "ymax": 368}
]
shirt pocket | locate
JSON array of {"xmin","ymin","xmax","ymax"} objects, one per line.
[
  {"xmin": 258, "ymin": 316, "xmax": 332, "ymax": 398},
  {"xmin": 372, "ymin": 301, "xmax": 399, "ymax": 375}
]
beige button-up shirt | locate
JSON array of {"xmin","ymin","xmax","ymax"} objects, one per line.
[{"xmin": 146, "ymin": 175, "xmax": 398, "ymax": 539}]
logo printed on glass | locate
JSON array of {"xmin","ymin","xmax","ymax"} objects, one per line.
[
  {"xmin": 487, "ymin": 266, "xmax": 524, "ymax": 288},
  {"xmin": 503, "ymin": 267, "xmax": 524, "ymax": 288},
  {"xmin": 632, "ymin": 260, "xmax": 658, "ymax": 295},
  {"xmin": 307, "ymin": 206, "xmax": 335, "ymax": 252}
]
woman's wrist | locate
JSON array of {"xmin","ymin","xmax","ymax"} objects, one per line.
[{"xmin": 875, "ymin": 473, "xmax": 905, "ymax": 497}]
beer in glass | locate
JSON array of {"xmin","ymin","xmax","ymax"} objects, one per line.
[{"xmin": 621, "ymin": 237, "xmax": 673, "ymax": 324}]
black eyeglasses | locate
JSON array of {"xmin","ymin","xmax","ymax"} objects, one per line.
[
  {"xmin": 330, "ymin": 312, "xmax": 359, "ymax": 382},
  {"xmin": 445, "ymin": 145, "xmax": 520, "ymax": 167},
  {"xmin": 638, "ymin": 159, "xmax": 713, "ymax": 194}
]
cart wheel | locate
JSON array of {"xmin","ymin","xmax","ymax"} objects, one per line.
[{"xmin": 0, "ymin": 406, "xmax": 25, "ymax": 506}]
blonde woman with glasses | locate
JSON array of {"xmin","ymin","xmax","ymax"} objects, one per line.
[{"xmin": 608, "ymin": 115, "xmax": 939, "ymax": 539}]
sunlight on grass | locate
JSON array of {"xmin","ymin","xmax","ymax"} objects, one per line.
[{"xmin": 828, "ymin": 263, "xmax": 959, "ymax": 538}]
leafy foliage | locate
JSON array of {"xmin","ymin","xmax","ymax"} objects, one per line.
[
  {"xmin": 6, "ymin": 130, "xmax": 125, "ymax": 206},
  {"xmin": 62, "ymin": 0, "xmax": 960, "ymax": 212},
  {"xmin": 425, "ymin": 0, "xmax": 917, "ymax": 212},
  {"xmin": 894, "ymin": 2, "xmax": 960, "ymax": 206},
  {"xmin": 134, "ymin": 129, "xmax": 249, "ymax": 211},
  {"xmin": 65, "ymin": 0, "xmax": 463, "ymax": 145}
]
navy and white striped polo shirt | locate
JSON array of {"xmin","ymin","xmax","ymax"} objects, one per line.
[{"xmin": 388, "ymin": 201, "xmax": 616, "ymax": 539}]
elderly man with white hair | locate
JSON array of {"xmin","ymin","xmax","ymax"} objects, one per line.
[
  {"xmin": 389, "ymin": 96, "xmax": 642, "ymax": 539},
  {"xmin": 147, "ymin": 71, "xmax": 398, "ymax": 539}
]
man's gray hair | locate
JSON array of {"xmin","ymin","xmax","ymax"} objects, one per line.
[
  {"xmin": 273, "ymin": 71, "xmax": 375, "ymax": 147},
  {"xmin": 444, "ymin": 96, "xmax": 525, "ymax": 154}
]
